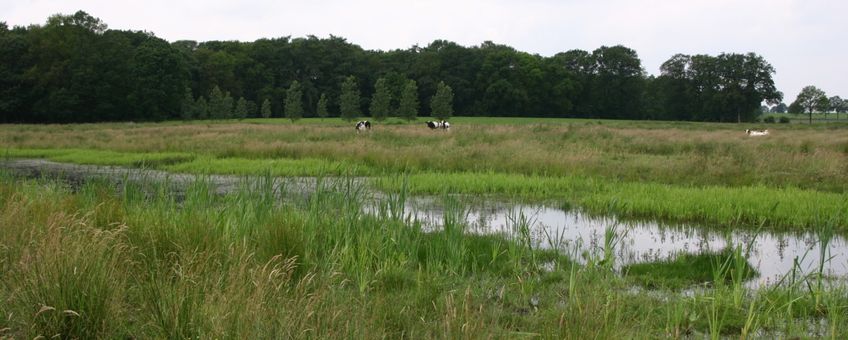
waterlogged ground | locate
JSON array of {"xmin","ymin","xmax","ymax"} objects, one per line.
[
  {"xmin": 3, "ymin": 159, "xmax": 846, "ymax": 289},
  {"xmin": 408, "ymin": 200, "xmax": 848, "ymax": 288}
]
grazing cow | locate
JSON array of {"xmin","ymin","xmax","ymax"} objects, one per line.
[
  {"xmin": 356, "ymin": 120, "xmax": 371, "ymax": 132},
  {"xmin": 426, "ymin": 120, "xmax": 450, "ymax": 130},
  {"xmin": 745, "ymin": 129, "xmax": 769, "ymax": 136}
]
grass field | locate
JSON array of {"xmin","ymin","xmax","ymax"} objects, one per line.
[
  {"xmin": 2, "ymin": 117, "xmax": 848, "ymax": 337},
  {"xmin": 2, "ymin": 117, "xmax": 847, "ymax": 230},
  {"xmin": 1, "ymin": 174, "xmax": 846, "ymax": 338}
]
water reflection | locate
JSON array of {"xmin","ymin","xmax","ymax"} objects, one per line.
[{"xmin": 403, "ymin": 198, "xmax": 848, "ymax": 288}]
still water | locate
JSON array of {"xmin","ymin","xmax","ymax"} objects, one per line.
[{"xmin": 4, "ymin": 159, "xmax": 846, "ymax": 288}]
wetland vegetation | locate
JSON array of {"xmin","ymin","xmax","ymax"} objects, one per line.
[{"xmin": 1, "ymin": 117, "xmax": 848, "ymax": 338}]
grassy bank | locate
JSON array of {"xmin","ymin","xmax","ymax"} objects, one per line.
[
  {"xmin": 1, "ymin": 175, "xmax": 846, "ymax": 338},
  {"xmin": 2, "ymin": 117, "xmax": 846, "ymax": 191},
  {"xmin": 1, "ymin": 117, "xmax": 847, "ymax": 230},
  {"xmin": 4, "ymin": 147, "xmax": 847, "ymax": 230}
]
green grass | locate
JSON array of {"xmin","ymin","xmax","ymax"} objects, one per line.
[
  {"xmin": 1, "ymin": 117, "xmax": 847, "ymax": 231},
  {"xmin": 3, "ymin": 148, "xmax": 194, "ymax": 167},
  {"xmin": 163, "ymin": 156, "xmax": 376, "ymax": 177},
  {"xmin": 1, "ymin": 175, "xmax": 846, "ymax": 338},
  {"xmin": 375, "ymin": 172, "xmax": 848, "ymax": 231},
  {"xmin": 623, "ymin": 249, "xmax": 759, "ymax": 290}
]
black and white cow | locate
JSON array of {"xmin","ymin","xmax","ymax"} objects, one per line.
[
  {"xmin": 355, "ymin": 120, "xmax": 371, "ymax": 132},
  {"xmin": 426, "ymin": 120, "xmax": 451, "ymax": 130}
]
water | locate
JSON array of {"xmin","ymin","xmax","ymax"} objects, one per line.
[
  {"xmin": 402, "ymin": 200, "xmax": 848, "ymax": 288},
  {"xmin": 4, "ymin": 159, "xmax": 847, "ymax": 288}
]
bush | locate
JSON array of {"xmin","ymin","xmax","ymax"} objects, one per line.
[
  {"xmin": 778, "ymin": 116, "xmax": 790, "ymax": 124},
  {"xmin": 763, "ymin": 116, "xmax": 775, "ymax": 123}
]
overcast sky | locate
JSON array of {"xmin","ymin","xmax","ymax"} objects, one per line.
[{"xmin": 4, "ymin": 0, "xmax": 846, "ymax": 102}]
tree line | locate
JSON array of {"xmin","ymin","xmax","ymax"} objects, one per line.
[{"xmin": 2, "ymin": 11, "xmax": 790, "ymax": 123}]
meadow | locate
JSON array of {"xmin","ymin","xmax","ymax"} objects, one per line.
[
  {"xmin": 1, "ymin": 173, "xmax": 846, "ymax": 338},
  {"xmin": 2, "ymin": 117, "xmax": 848, "ymax": 337},
  {"xmin": 2, "ymin": 117, "xmax": 847, "ymax": 230}
]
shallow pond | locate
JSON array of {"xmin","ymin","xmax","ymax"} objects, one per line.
[{"xmin": 3, "ymin": 158, "xmax": 847, "ymax": 288}]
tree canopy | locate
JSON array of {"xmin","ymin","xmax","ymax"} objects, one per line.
[{"xmin": 0, "ymin": 10, "xmax": 793, "ymax": 124}]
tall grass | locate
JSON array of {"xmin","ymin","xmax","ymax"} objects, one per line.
[
  {"xmin": 0, "ymin": 174, "xmax": 846, "ymax": 337},
  {"xmin": 376, "ymin": 172, "xmax": 848, "ymax": 231},
  {"xmin": 2, "ymin": 118, "xmax": 847, "ymax": 191}
]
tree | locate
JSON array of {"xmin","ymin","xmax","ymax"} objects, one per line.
[
  {"xmin": 788, "ymin": 101, "xmax": 802, "ymax": 115},
  {"xmin": 770, "ymin": 103, "xmax": 787, "ymax": 114},
  {"xmin": 234, "ymin": 97, "xmax": 248, "ymax": 120},
  {"xmin": 195, "ymin": 96, "xmax": 209, "ymax": 119},
  {"xmin": 591, "ymin": 45, "xmax": 645, "ymax": 119},
  {"xmin": 398, "ymin": 80, "xmax": 419, "ymax": 121},
  {"xmin": 369, "ymin": 77, "xmax": 391, "ymax": 121},
  {"xmin": 430, "ymin": 81, "xmax": 454, "ymax": 120},
  {"xmin": 260, "ymin": 98, "xmax": 272, "ymax": 118},
  {"xmin": 339, "ymin": 76, "xmax": 360, "ymax": 122},
  {"xmin": 284, "ymin": 80, "xmax": 304, "ymax": 122},
  {"xmin": 208, "ymin": 86, "xmax": 233, "ymax": 119},
  {"xmin": 791, "ymin": 86, "xmax": 828, "ymax": 124},
  {"xmin": 316, "ymin": 93, "xmax": 329, "ymax": 119},
  {"xmin": 180, "ymin": 87, "xmax": 195, "ymax": 120},
  {"xmin": 829, "ymin": 96, "xmax": 846, "ymax": 120}
]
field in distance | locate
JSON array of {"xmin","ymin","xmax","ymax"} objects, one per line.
[{"xmin": 2, "ymin": 117, "xmax": 847, "ymax": 229}]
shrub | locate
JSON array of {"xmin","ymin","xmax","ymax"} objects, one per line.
[
  {"xmin": 763, "ymin": 116, "xmax": 775, "ymax": 123},
  {"xmin": 778, "ymin": 116, "xmax": 790, "ymax": 124}
]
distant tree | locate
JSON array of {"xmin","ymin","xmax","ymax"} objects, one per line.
[
  {"xmin": 316, "ymin": 93, "xmax": 329, "ymax": 119},
  {"xmin": 398, "ymin": 80, "xmax": 419, "ymax": 121},
  {"xmin": 195, "ymin": 96, "xmax": 209, "ymax": 119},
  {"xmin": 245, "ymin": 100, "xmax": 257, "ymax": 118},
  {"xmin": 369, "ymin": 78, "xmax": 391, "ymax": 121},
  {"xmin": 209, "ymin": 86, "xmax": 233, "ymax": 119},
  {"xmin": 180, "ymin": 87, "xmax": 195, "ymax": 120},
  {"xmin": 788, "ymin": 101, "xmax": 802, "ymax": 115},
  {"xmin": 430, "ymin": 81, "xmax": 454, "ymax": 120},
  {"xmin": 260, "ymin": 98, "xmax": 272, "ymax": 118},
  {"xmin": 760, "ymin": 105, "xmax": 770, "ymax": 113},
  {"xmin": 770, "ymin": 102, "xmax": 787, "ymax": 114},
  {"xmin": 339, "ymin": 76, "xmax": 360, "ymax": 122},
  {"xmin": 284, "ymin": 80, "xmax": 303, "ymax": 122},
  {"xmin": 819, "ymin": 97, "xmax": 832, "ymax": 120},
  {"xmin": 791, "ymin": 86, "xmax": 828, "ymax": 124},
  {"xmin": 234, "ymin": 97, "xmax": 248, "ymax": 120},
  {"xmin": 829, "ymin": 96, "xmax": 846, "ymax": 120},
  {"xmin": 222, "ymin": 94, "xmax": 234, "ymax": 119}
]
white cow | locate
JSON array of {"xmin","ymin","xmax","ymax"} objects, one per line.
[{"xmin": 745, "ymin": 129, "xmax": 769, "ymax": 136}]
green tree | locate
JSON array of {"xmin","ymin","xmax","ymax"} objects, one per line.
[
  {"xmin": 339, "ymin": 76, "xmax": 360, "ymax": 122},
  {"xmin": 260, "ymin": 98, "xmax": 272, "ymax": 118},
  {"xmin": 430, "ymin": 81, "xmax": 454, "ymax": 120},
  {"xmin": 209, "ymin": 86, "xmax": 233, "ymax": 119},
  {"xmin": 234, "ymin": 97, "xmax": 248, "ymax": 120},
  {"xmin": 180, "ymin": 87, "xmax": 195, "ymax": 120},
  {"xmin": 369, "ymin": 77, "xmax": 391, "ymax": 121},
  {"xmin": 316, "ymin": 93, "xmax": 329, "ymax": 119},
  {"xmin": 285, "ymin": 80, "xmax": 304, "ymax": 122},
  {"xmin": 195, "ymin": 96, "xmax": 208, "ymax": 119},
  {"xmin": 398, "ymin": 80, "xmax": 419, "ymax": 121},
  {"xmin": 770, "ymin": 103, "xmax": 787, "ymax": 114},
  {"xmin": 829, "ymin": 96, "xmax": 846, "ymax": 120},
  {"xmin": 791, "ymin": 86, "xmax": 828, "ymax": 124}
]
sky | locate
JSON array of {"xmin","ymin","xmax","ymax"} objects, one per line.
[{"xmin": 3, "ymin": 0, "xmax": 847, "ymax": 102}]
